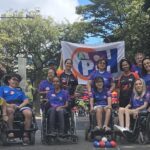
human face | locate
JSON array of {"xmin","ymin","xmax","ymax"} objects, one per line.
[
  {"xmin": 65, "ymin": 59, "xmax": 72, "ymax": 71},
  {"xmin": 121, "ymin": 61, "xmax": 130, "ymax": 72},
  {"xmin": 47, "ymin": 69, "xmax": 54, "ymax": 80},
  {"xmin": 143, "ymin": 59, "xmax": 150, "ymax": 73},
  {"xmin": 97, "ymin": 60, "xmax": 106, "ymax": 71},
  {"xmin": 135, "ymin": 79, "xmax": 143, "ymax": 93},
  {"xmin": 135, "ymin": 53, "xmax": 144, "ymax": 66},
  {"xmin": 8, "ymin": 77, "xmax": 19, "ymax": 88},
  {"xmin": 95, "ymin": 79, "xmax": 104, "ymax": 90},
  {"xmin": 53, "ymin": 77, "xmax": 60, "ymax": 89}
]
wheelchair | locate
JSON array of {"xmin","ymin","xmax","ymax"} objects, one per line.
[
  {"xmin": 123, "ymin": 110, "xmax": 150, "ymax": 144},
  {"xmin": 40, "ymin": 99, "xmax": 78, "ymax": 145},
  {"xmin": 85, "ymin": 102, "xmax": 119, "ymax": 141},
  {"xmin": 0, "ymin": 105, "xmax": 38, "ymax": 146}
]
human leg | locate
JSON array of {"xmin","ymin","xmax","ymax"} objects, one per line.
[{"xmin": 118, "ymin": 107, "xmax": 125, "ymax": 127}]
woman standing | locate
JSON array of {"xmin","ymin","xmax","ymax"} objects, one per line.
[
  {"xmin": 59, "ymin": 58, "xmax": 78, "ymax": 98},
  {"xmin": 142, "ymin": 57, "xmax": 150, "ymax": 91}
]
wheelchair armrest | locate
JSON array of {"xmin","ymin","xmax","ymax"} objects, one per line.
[{"xmin": 139, "ymin": 110, "xmax": 149, "ymax": 116}]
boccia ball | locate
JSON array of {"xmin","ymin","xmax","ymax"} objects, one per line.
[
  {"xmin": 101, "ymin": 137, "xmax": 107, "ymax": 142},
  {"xmin": 105, "ymin": 141, "xmax": 112, "ymax": 148},
  {"xmin": 93, "ymin": 141, "xmax": 99, "ymax": 148},
  {"xmin": 99, "ymin": 141, "xmax": 105, "ymax": 148},
  {"xmin": 110, "ymin": 140, "xmax": 117, "ymax": 147}
]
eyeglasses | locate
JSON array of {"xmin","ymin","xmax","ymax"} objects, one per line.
[
  {"xmin": 11, "ymin": 78, "xmax": 19, "ymax": 82},
  {"xmin": 98, "ymin": 61, "xmax": 106, "ymax": 65}
]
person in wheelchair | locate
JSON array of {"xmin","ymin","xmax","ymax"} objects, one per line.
[
  {"xmin": 47, "ymin": 76, "xmax": 69, "ymax": 136},
  {"xmin": 0, "ymin": 73, "xmax": 33, "ymax": 145},
  {"xmin": 115, "ymin": 78, "xmax": 149, "ymax": 132},
  {"xmin": 90, "ymin": 76, "xmax": 112, "ymax": 131}
]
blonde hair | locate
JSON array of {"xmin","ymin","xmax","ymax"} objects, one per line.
[{"xmin": 133, "ymin": 78, "xmax": 146, "ymax": 99}]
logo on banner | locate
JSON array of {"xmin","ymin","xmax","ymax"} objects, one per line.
[{"xmin": 71, "ymin": 47, "xmax": 118, "ymax": 80}]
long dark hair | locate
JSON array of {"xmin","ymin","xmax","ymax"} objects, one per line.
[
  {"xmin": 142, "ymin": 57, "xmax": 150, "ymax": 76},
  {"xmin": 93, "ymin": 76, "xmax": 104, "ymax": 91},
  {"xmin": 119, "ymin": 58, "xmax": 132, "ymax": 71}
]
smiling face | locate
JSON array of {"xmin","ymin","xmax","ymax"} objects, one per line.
[
  {"xmin": 135, "ymin": 79, "xmax": 143, "ymax": 93},
  {"xmin": 135, "ymin": 53, "xmax": 145, "ymax": 66},
  {"xmin": 47, "ymin": 69, "xmax": 55, "ymax": 80},
  {"xmin": 97, "ymin": 59, "xmax": 107, "ymax": 71},
  {"xmin": 121, "ymin": 61, "xmax": 130, "ymax": 72},
  {"xmin": 143, "ymin": 58, "xmax": 150, "ymax": 73},
  {"xmin": 53, "ymin": 77, "xmax": 60, "ymax": 89},
  {"xmin": 65, "ymin": 59, "xmax": 72, "ymax": 71},
  {"xmin": 95, "ymin": 78, "xmax": 104, "ymax": 90},
  {"xmin": 8, "ymin": 77, "xmax": 19, "ymax": 88}
]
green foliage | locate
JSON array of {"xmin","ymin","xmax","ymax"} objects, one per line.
[
  {"xmin": 0, "ymin": 10, "xmax": 87, "ymax": 81},
  {"xmin": 77, "ymin": 0, "xmax": 150, "ymax": 59}
]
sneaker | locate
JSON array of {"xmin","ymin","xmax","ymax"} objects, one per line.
[
  {"xmin": 93, "ymin": 126, "xmax": 102, "ymax": 131},
  {"xmin": 114, "ymin": 125, "xmax": 126, "ymax": 132},
  {"xmin": 124, "ymin": 127, "xmax": 132, "ymax": 133}
]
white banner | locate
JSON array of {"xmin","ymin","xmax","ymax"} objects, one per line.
[{"xmin": 61, "ymin": 41, "xmax": 125, "ymax": 84}]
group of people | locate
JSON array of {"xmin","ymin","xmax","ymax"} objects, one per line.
[
  {"xmin": 0, "ymin": 52, "xmax": 150, "ymax": 145},
  {"xmin": 87, "ymin": 53, "xmax": 150, "ymax": 133}
]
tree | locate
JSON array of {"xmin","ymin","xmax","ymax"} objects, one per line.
[{"xmin": 76, "ymin": 0, "xmax": 150, "ymax": 58}]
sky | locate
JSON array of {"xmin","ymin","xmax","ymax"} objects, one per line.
[{"xmin": 0, "ymin": 0, "xmax": 102, "ymax": 44}]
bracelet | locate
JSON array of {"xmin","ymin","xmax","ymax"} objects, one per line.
[{"xmin": 2, "ymin": 114, "xmax": 7, "ymax": 116}]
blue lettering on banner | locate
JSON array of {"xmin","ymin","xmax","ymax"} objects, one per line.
[{"xmin": 77, "ymin": 48, "xmax": 118, "ymax": 77}]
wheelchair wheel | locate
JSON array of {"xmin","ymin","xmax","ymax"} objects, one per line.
[
  {"xmin": 146, "ymin": 113, "xmax": 150, "ymax": 140},
  {"xmin": 138, "ymin": 131, "xmax": 148, "ymax": 144},
  {"xmin": 0, "ymin": 122, "xmax": 8, "ymax": 146},
  {"xmin": 41, "ymin": 120, "xmax": 47, "ymax": 144},
  {"xmin": 29, "ymin": 132, "xmax": 35, "ymax": 145}
]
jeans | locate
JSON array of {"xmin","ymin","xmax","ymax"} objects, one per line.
[{"xmin": 48, "ymin": 107, "xmax": 65, "ymax": 133}]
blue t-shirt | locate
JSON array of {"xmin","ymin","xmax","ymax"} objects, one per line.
[
  {"xmin": 91, "ymin": 89, "xmax": 111, "ymax": 106},
  {"xmin": 47, "ymin": 89, "xmax": 69, "ymax": 107},
  {"xmin": 0, "ymin": 86, "xmax": 27, "ymax": 105},
  {"xmin": 130, "ymin": 93, "xmax": 149, "ymax": 109},
  {"xmin": 142, "ymin": 74, "xmax": 150, "ymax": 92},
  {"xmin": 38, "ymin": 80, "xmax": 54, "ymax": 92},
  {"xmin": 131, "ymin": 64, "xmax": 142, "ymax": 77},
  {"xmin": 89, "ymin": 70, "xmax": 112, "ymax": 90}
]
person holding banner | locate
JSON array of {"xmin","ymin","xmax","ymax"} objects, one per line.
[
  {"xmin": 87, "ymin": 58, "xmax": 114, "ymax": 95},
  {"xmin": 59, "ymin": 59, "xmax": 78, "ymax": 99}
]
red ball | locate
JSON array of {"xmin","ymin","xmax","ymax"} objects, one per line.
[
  {"xmin": 99, "ymin": 141, "xmax": 105, "ymax": 148},
  {"xmin": 110, "ymin": 140, "xmax": 117, "ymax": 147}
]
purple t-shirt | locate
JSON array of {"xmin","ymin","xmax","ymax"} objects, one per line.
[
  {"xmin": 89, "ymin": 70, "xmax": 112, "ymax": 89},
  {"xmin": 142, "ymin": 74, "xmax": 150, "ymax": 92},
  {"xmin": 47, "ymin": 89, "xmax": 69, "ymax": 107},
  {"xmin": 91, "ymin": 89, "xmax": 111, "ymax": 106},
  {"xmin": 130, "ymin": 92, "xmax": 149, "ymax": 109},
  {"xmin": 38, "ymin": 80, "xmax": 54, "ymax": 92},
  {"xmin": 131, "ymin": 64, "xmax": 142, "ymax": 77}
]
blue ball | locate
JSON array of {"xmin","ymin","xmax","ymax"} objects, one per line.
[
  {"xmin": 105, "ymin": 141, "xmax": 112, "ymax": 148},
  {"xmin": 93, "ymin": 141, "xmax": 100, "ymax": 147}
]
